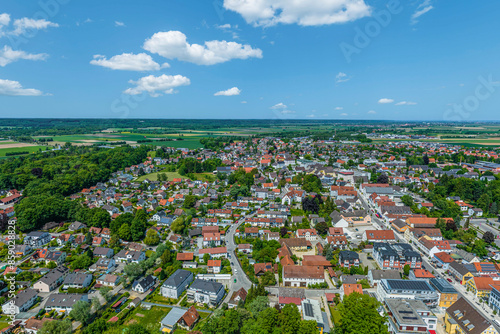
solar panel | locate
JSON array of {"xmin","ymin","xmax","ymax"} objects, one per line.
[
  {"xmin": 304, "ymin": 303, "xmax": 314, "ymax": 318},
  {"xmin": 387, "ymin": 279, "xmax": 433, "ymax": 291}
]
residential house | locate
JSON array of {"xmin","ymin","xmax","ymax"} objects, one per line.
[
  {"xmin": 115, "ymin": 250, "xmax": 146, "ymax": 263},
  {"xmin": 33, "ymin": 266, "xmax": 68, "ymax": 293},
  {"xmin": 62, "ymin": 273, "xmax": 93, "ymax": 290},
  {"xmin": 1, "ymin": 288, "xmax": 38, "ymax": 315},
  {"xmin": 24, "ymin": 232, "xmax": 51, "ymax": 248},
  {"xmin": 207, "ymin": 260, "xmax": 222, "ymax": 274},
  {"xmin": 45, "ymin": 293, "xmax": 88, "ymax": 312},
  {"xmin": 228, "ymin": 288, "xmax": 247, "ymax": 308},
  {"xmin": 93, "ymin": 247, "xmax": 114, "ymax": 258},
  {"xmin": 132, "ymin": 275, "xmax": 156, "ymax": 293},
  {"xmin": 339, "ymin": 251, "xmax": 360, "ymax": 268},
  {"xmin": 96, "ymin": 274, "xmax": 120, "ymax": 288},
  {"xmin": 283, "ymin": 265, "xmax": 325, "ymax": 288}
]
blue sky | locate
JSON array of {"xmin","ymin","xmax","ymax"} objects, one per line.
[{"xmin": 1, "ymin": 0, "xmax": 500, "ymax": 121}]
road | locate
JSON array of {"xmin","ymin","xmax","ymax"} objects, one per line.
[
  {"xmin": 470, "ymin": 218, "xmax": 500, "ymax": 248},
  {"xmin": 221, "ymin": 214, "xmax": 253, "ymax": 304}
]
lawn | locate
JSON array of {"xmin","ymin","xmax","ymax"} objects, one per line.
[
  {"xmin": 330, "ymin": 305, "xmax": 341, "ymax": 325},
  {"xmin": 136, "ymin": 171, "xmax": 185, "ymax": 181},
  {"xmin": 0, "ymin": 146, "xmax": 48, "ymax": 156},
  {"xmin": 124, "ymin": 306, "xmax": 171, "ymax": 332}
]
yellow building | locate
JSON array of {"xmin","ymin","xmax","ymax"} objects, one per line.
[
  {"xmin": 445, "ymin": 298, "xmax": 498, "ymax": 334},
  {"xmin": 430, "ymin": 278, "xmax": 458, "ymax": 308},
  {"xmin": 465, "ymin": 276, "xmax": 494, "ymax": 299}
]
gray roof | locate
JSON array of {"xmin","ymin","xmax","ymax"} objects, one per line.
[
  {"xmin": 46, "ymin": 294, "xmax": 86, "ymax": 308},
  {"xmin": 7, "ymin": 288, "xmax": 37, "ymax": 307},
  {"xmin": 160, "ymin": 307, "xmax": 186, "ymax": 327},
  {"xmin": 63, "ymin": 273, "xmax": 92, "ymax": 285},
  {"xmin": 369, "ymin": 269, "xmax": 401, "ymax": 281},
  {"xmin": 189, "ymin": 279, "xmax": 223, "ymax": 294},
  {"xmin": 163, "ymin": 269, "xmax": 193, "ymax": 289}
]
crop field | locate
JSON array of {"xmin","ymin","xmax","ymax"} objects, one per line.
[{"xmin": 0, "ymin": 145, "xmax": 48, "ymax": 156}]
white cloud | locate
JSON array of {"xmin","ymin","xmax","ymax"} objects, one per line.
[
  {"xmin": 270, "ymin": 102, "xmax": 287, "ymax": 109},
  {"xmin": 411, "ymin": 0, "xmax": 434, "ymax": 25},
  {"xmin": 0, "ymin": 13, "xmax": 10, "ymax": 32},
  {"xmin": 0, "ymin": 45, "xmax": 48, "ymax": 67},
  {"xmin": 214, "ymin": 87, "xmax": 241, "ymax": 96},
  {"xmin": 395, "ymin": 101, "xmax": 417, "ymax": 106},
  {"xmin": 124, "ymin": 74, "xmax": 190, "ymax": 97},
  {"xmin": 115, "ymin": 21, "xmax": 125, "ymax": 27},
  {"xmin": 90, "ymin": 53, "xmax": 167, "ymax": 71},
  {"xmin": 378, "ymin": 98, "xmax": 394, "ymax": 104},
  {"xmin": 335, "ymin": 72, "xmax": 350, "ymax": 83},
  {"xmin": 340, "ymin": 113, "xmax": 348, "ymax": 116},
  {"xmin": 216, "ymin": 24, "xmax": 232, "ymax": 29},
  {"xmin": 223, "ymin": 0, "xmax": 371, "ymax": 27},
  {"xmin": 12, "ymin": 18, "xmax": 59, "ymax": 36},
  {"xmin": 280, "ymin": 110, "xmax": 295, "ymax": 114},
  {"xmin": 241, "ymin": 101, "xmax": 247, "ymax": 104},
  {"xmin": 306, "ymin": 114, "xmax": 316, "ymax": 118},
  {"xmin": 335, "ymin": 106, "xmax": 343, "ymax": 110},
  {"xmin": 0, "ymin": 78, "xmax": 44, "ymax": 96},
  {"xmin": 143, "ymin": 31, "xmax": 262, "ymax": 65},
  {"xmin": 368, "ymin": 110, "xmax": 376, "ymax": 114}
]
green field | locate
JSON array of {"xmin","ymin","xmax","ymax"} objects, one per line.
[
  {"xmin": 136, "ymin": 171, "xmax": 185, "ymax": 181},
  {"xmin": 0, "ymin": 146, "xmax": 48, "ymax": 156}
]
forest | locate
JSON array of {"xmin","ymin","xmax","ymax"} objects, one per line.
[{"xmin": 2, "ymin": 145, "xmax": 149, "ymax": 231}]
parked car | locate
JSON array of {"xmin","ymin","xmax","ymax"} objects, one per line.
[{"xmin": 447, "ymin": 278, "xmax": 453, "ymax": 283}]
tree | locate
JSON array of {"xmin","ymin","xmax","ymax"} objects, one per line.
[
  {"xmin": 39, "ymin": 319, "xmax": 72, "ymax": 334},
  {"xmin": 336, "ymin": 292, "xmax": 388, "ymax": 334},
  {"xmin": 144, "ymin": 229, "xmax": 160, "ymax": 245},
  {"xmin": 278, "ymin": 304, "xmax": 302, "ymax": 334},
  {"xmin": 83, "ymin": 318, "xmax": 108, "ymax": 334},
  {"xmin": 71, "ymin": 253, "xmax": 92, "ymax": 270},
  {"xmin": 124, "ymin": 262, "xmax": 143, "ymax": 281},
  {"xmin": 315, "ymin": 221, "xmax": 328, "ymax": 236},
  {"xmin": 423, "ymin": 155, "xmax": 430, "ymax": 165},
  {"xmin": 47, "ymin": 261, "xmax": 57, "ymax": 269},
  {"xmin": 70, "ymin": 300, "xmax": 91, "ymax": 324},
  {"xmin": 184, "ymin": 195, "xmax": 197, "ymax": 208},
  {"xmin": 203, "ymin": 253, "xmax": 210, "ymax": 264},
  {"xmin": 99, "ymin": 286, "xmax": 113, "ymax": 302},
  {"xmin": 247, "ymin": 296, "xmax": 269, "ymax": 316},
  {"xmin": 119, "ymin": 223, "xmax": 132, "ymax": 240},
  {"xmin": 111, "ymin": 212, "xmax": 134, "ymax": 234},
  {"xmin": 403, "ymin": 264, "xmax": 410, "ymax": 276},
  {"xmin": 131, "ymin": 210, "xmax": 147, "ymax": 241},
  {"xmin": 302, "ymin": 196, "xmax": 321, "ymax": 214},
  {"xmin": 483, "ymin": 231, "xmax": 495, "ymax": 244},
  {"xmin": 377, "ymin": 173, "xmax": 389, "ymax": 184},
  {"xmin": 261, "ymin": 270, "xmax": 277, "ymax": 286}
]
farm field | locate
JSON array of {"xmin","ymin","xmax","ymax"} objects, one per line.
[{"xmin": 0, "ymin": 145, "xmax": 48, "ymax": 156}]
